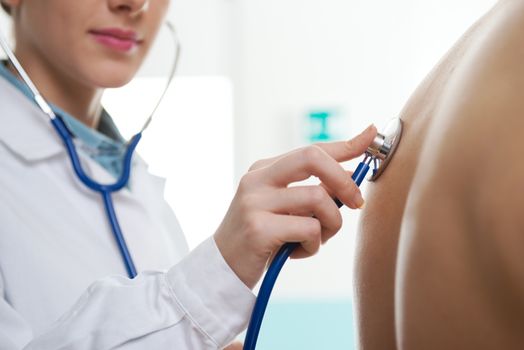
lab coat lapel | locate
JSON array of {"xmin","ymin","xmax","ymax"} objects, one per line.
[
  {"xmin": 0, "ymin": 74, "xmax": 174, "ymax": 259},
  {"xmin": 0, "ymin": 76, "xmax": 64, "ymax": 161}
]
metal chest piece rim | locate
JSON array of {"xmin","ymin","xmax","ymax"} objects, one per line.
[{"xmin": 367, "ymin": 117, "xmax": 403, "ymax": 182}]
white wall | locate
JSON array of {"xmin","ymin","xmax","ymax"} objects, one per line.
[
  {"xmin": 232, "ymin": 0, "xmax": 497, "ymax": 298},
  {"xmin": 232, "ymin": 0, "xmax": 498, "ymax": 176},
  {"xmin": 149, "ymin": 0, "xmax": 234, "ymax": 77}
]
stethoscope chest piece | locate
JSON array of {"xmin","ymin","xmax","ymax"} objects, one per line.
[{"xmin": 367, "ymin": 117, "xmax": 403, "ymax": 181}]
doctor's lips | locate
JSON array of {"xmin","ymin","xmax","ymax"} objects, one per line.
[{"xmin": 88, "ymin": 28, "xmax": 143, "ymax": 52}]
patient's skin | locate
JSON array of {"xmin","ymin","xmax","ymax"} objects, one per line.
[{"xmin": 354, "ymin": 1, "xmax": 524, "ymax": 348}]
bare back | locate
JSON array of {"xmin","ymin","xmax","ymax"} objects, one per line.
[{"xmin": 352, "ymin": 1, "xmax": 524, "ymax": 348}]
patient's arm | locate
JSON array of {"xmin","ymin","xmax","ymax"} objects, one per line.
[{"xmin": 396, "ymin": 6, "xmax": 524, "ymax": 348}]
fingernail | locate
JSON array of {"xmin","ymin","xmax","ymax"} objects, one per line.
[
  {"xmin": 347, "ymin": 125, "xmax": 375, "ymax": 144},
  {"xmin": 355, "ymin": 193, "xmax": 365, "ymax": 208},
  {"xmin": 363, "ymin": 124, "xmax": 375, "ymax": 134}
]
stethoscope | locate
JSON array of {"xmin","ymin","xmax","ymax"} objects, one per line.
[
  {"xmin": 0, "ymin": 23, "xmax": 180, "ymax": 279},
  {"xmin": 0, "ymin": 23, "xmax": 403, "ymax": 349}
]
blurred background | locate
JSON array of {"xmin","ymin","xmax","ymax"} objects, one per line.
[{"xmin": 0, "ymin": 0, "xmax": 497, "ymax": 348}]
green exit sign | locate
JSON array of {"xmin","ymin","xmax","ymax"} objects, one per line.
[{"xmin": 308, "ymin": 110, "xmax": 334, "ymax": 142}]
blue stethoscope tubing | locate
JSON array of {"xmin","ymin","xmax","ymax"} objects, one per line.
[
  {"xmin": 51, "ymin": 117, "xmax": 142, "ymax": 278},
  {"xmin": 243, "ymin": 158, "xmax": 373, "ymax": 350}
]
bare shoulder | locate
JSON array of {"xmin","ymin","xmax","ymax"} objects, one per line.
[
  {"xmin": 396, "ymin": 2, "xmax": 524, "ymax": 349},
  {"xmin": 405, "ymin": 0, "xmax": 524, "ymax": 233}
]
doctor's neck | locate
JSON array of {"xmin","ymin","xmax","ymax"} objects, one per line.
[{"xmin": 6, "ymin": 48, "xmax": 104, "ymax": 129}]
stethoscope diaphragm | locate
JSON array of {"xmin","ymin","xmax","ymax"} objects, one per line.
[{"xmin": 367, "ymin": 117, "xmax": 403, "ymax": 181}]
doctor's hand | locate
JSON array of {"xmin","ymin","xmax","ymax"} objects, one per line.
[{"xmin": 214, "ymin": 125, "xmax": 377, "ymax": 289}]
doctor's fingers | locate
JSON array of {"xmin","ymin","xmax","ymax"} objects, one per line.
[
  {"xmin": 253, "ymin": 145, "xmax": 364, "ymax": 209},
  {"xmin": 319, "ymin": 170, "xmax": 356, "ymax": 201},
  {"xmin": 248, "ymin": 124, "xmax": 377, "ymax": 172},
  {"xmin": 263, "ymin": 214, "xmax": 323, "ymax": 257},
  {"xmin": 317, "ymin": 124, "xmax": 377, "ymax": 162},
  {"xmin": 260, "ymin": 186, "xmax": 343, "ymax": 243}
]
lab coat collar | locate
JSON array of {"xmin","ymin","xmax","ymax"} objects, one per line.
[
  {"xmin": 0, "ymin": 75, "xmax": 164, "ymax": 198},
  {"xmin": 0, "ymin": 76, "xmax": 65, "ymax": 162},
  {"xmin": 0, "ymin": 75, "xmax": 145, "ymax": 165}
]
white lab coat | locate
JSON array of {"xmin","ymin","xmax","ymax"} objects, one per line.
[{"xmin": 0, "ymin": 76, "xmax": 254, "ymax": 349}]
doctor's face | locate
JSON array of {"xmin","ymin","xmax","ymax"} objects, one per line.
[{"xmin": 7, "ymin": 0, "xmax": 170, "ymax": 88}]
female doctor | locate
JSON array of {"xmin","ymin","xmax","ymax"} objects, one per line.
[{"xmin": 0, "ymin": 0, "xmax": 377, "ymax": 349}]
